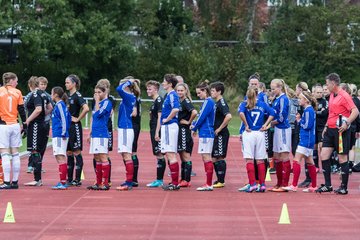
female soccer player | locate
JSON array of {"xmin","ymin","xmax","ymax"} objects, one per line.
[
  {"xmin": 145, "ymin": 81, "xmax": 166, "ymax": 188},
  {"xmin": 283, "ymin": 91, "xmax": 318, "ymax": 192},
  {"xmin": 116, "ymin": 77, "xmax": 138, "ymax": 191},
  {"xmin": 65, "ymin": 74, "xmax": 89, "ymax": 186},
  {"xmin": 239, "ymin": 87, "xmax": 275, "ymax": 192},
  {"xmin": 270, "ymin": 79, "xmax": 292, "ymax": 192},
  {"xmin": 160, "ymin": 74, "xmax": 180, "ymax": 191},
  {"xmin": 87, "ymin": 84, "xmax": 113, "ymax": 190},
  {"xmin": 176, "ymin": 83, "xmax": 197, "ymax": 187},
  {"xmin": 51, "ymin": 87, "xmax": 71, "ymax": 190},
  {"xmin": 131, "ymin": 80, "xmax": 141, "ymax": 187},
  {"xmin": 191, "ymin": 80, "xmax": 215, "ymax": 191}
]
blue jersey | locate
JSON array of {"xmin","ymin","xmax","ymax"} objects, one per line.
[
  {"xmin": 192, "ymin": 97, "xmax": 215, "ymax": 138},
  {"xmin": 116, "ymin": 81, "xmax": 136, "ymax": 129},
  {"xmin": 299, "ymin": 105, "xmax": 316, "ymax": 148},
  {"xmin": 92, "ymin": 98, "xmax": 112, "ymax": 138},
  {"xmin": 272, "ymin": 93, "xmax": 290, "ymax": 129},
  {"xmin": 239, "ymin": 101, "xmax": 275, "ymax": 131},
  {"xmin": 51, "ymin": 100, "xmax": 71, "ymax": 138},
  {"xmin": 161, "ymin": 90, "xmax": 180, "ymax": 125}
]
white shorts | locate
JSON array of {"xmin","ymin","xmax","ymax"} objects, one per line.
[
  {"xmin": 273, "ymin": 127, "xmax": 291, "ymax": 153},
  {"xmin": 117, "ymin": 128, "xmax": 134, "ymax": 153},
  {"xmin": 296, "ymin": 145, "xmax": 313, "ymax": 157},
  {"xmin": 161, "ymin": 123, "xmax": 179, "ymax": 153},
  {"xmin": 0, "ymin": 124, "xmax": 22, "ymax": 148},
  {"xmin": 90, "ymin": 138, "xmax": 109, "ymax": 154},
  {"xmin": 242, "ymin": 130, "xmax": 267, "ymax": 159},
  {"xmin": 198, "ymin": 138, "xmax": 214, "ymax": 154},
  {"xmin": 52, "ymin": 137, "xmax": 69, "ymax": 156}
]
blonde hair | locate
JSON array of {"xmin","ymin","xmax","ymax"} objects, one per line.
[
  {"xmin": 176, "ymin": 83, "xmax": 192, "ymax": 101},
  {"xmin": 246, "ymin": 86, "xmax": 258, "ymax": 110},
  {"xmin": 271, "ymin": 79, "xmax": 288, "ymax": 96},
  {"xmin": 38, "ymin": 76, "xmax": 48, "ymax": 84},
  {"xmin": 296, "ymin": 82, "xmax": 309, "ymax": 92},
  {"xmin": 286, "ymin": 87, "xmax": 296, "ymax": 98},
  {"xmin": 349, "ymin": 84, "xmax": 357, "ymax": 96},
  {"xmin": 2, "ymin": 72, "xmax": 17, "ymax": 85},
  {"xmin": 120, "ymin": 76, "xmax": 140, "ymax": 97},
  {"xmin": 28, "ymin": 76, "xmax": 39, "ymax": 88},
  {"xmin": 340, "ymin": 83, "xmax": 351, "ymax": 95},
  {"xmin": 300, "ymin": 91, "xmax": 317, "ymax": 110}
]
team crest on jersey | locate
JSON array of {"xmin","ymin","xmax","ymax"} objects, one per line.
[
  {"xmin": 185, "ymin": 98, "xmax": 190, "ymax": 103},
  {"xmin": 76, "ymin": 92, "xmax": 82, "ymax": 97},
  {"xmin": 157, "ymin": 97, "xmax": 161, "ymax": 102},
  {"xmin": 220, "ymin": 98, "xmax": 226, "ymax": 106}
]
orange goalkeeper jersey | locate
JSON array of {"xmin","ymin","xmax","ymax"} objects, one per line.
[{"xmin": 0, "ymin": 86, "xmax": 24, "ymax": 125}]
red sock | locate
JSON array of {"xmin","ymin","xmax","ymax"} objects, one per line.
[
  {"xmin": 204, "ymin": 162, "xmax": 213, "ymax": 186},
  {"xmin": 125, "ymin": 161, "xmax": 134, "ymax": 183},
  {"xmin": 307, "ymin": 164, "xmax": 317, "ymax": 188},
  {"xmin": 102, "ymin": 162, "xmax": 110, "ymax": 185},
  {"xmin": 282, "ymin": 160, "xmax": 291, "ymax": 187},
  {"xmin": 246, "ymin": 162, "xmax": 256, "ymax": 185},
  {"xmin": 96, "ymin": 162, "xmax": 102, "ymax": 185},
  {"xmin": 257, "ymin": 162, "xmax": 266, "ymax": 185},
  {"xmin": 169, "ymin": 162, "xmax": 179, "ymax": 185},
  {"xmin": 59, "ymin": 163, "xmax": 67, "ymax": 183},
  {"xmin": 275, "ymin": 159, "xmax": 283, "ymax": 186},
  {"xmin": 292, "ymin": 161, "xmax": 301, "ymax": 187}
]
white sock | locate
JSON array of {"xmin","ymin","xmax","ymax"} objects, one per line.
[
  {"xmin": 12, "ymin": 153, "xmax": 20, "ymax": 182},
  {"xmin": 1, "ymin": 153, "xmax": 11, "ymax": 183}
]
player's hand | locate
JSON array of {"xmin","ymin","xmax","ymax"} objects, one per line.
[
  {"xmin": 93, "ymin": 93, "xmax": 100, "ymax": 102},
  {"xmin": 21, "ymin": 123, "xmax": 27, "ymax": 139},
  {"xmin": 214, "ymin": 128, "xmax": 220, "ymax": 136},
  {"xmin": 71, "ymin": 116, "xmax": 79, "ymax": 122},
  {"xmin": 87, "ymin": 136, "xmax": 91, "ymax": 144},
  {"xmin": 155, "ymin": 132, "xmax": 160, "ymax": 141},
  {"xmin": 322, "ymin": 127, "xmax": 327, "ymax": 138},
  {"xmin": 180, "ymin": 119, "xmax": 188, "ymax": 125},
  {"xmin": 260, "ymin": 124, "xmax": 269, "ymax": 131},
  {"xmin": 338, "ymin": 122, "xmax": 347, "ymax": 133},
  {"xmin": 245, "ymin": 126, "xmax": 251, "ymax": 132}
]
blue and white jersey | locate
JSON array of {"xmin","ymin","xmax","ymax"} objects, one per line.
[
  {"xmin": 92, "ymin": 98, "xmax": 112, "ymax": 138},
  {"xmin": 239, "ymin": 101, "xmax": 275, "ymax": 131},
  {"xmin": 192, "ymin": 97, "xmax": 215, "ymax": 138},
  {"xmin": 299, "ymin": 105, "xmax": 316, "ymax": 148},
  {"xmin": 243, "ymin": 91, "xmax": 268, "ymax": 103},
  {"xmin": 160, "ymin": 90, "xmax": 180, "ymax": 125},
  {"xmin": 116, "ymin": 81, "xmax": 136, "ymax": 129},
  {"xmin": 51, "ymin": 100, "xmax": 71, "ymax": 138},
  {"xmin": 272, "ymin": 93, "xmax": 290, "ymax": 129}
]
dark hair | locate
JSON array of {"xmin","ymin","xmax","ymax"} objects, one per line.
[
  {"xmin": 2, "ymin": 72, "xmax": 17, "ymax": 85},
  {"xmin": 146, "ymin": 80, "xmax": 160, "ymax": 90},
  {"xmin": 52, "ymin": 86, "xmax": 68, "ymax": 103},
  {"xmin": 210, "ymin": 81, "xmax": 225, "ymax": 95},
  {"xmin": 164, "ymin": 74, "xmax": 178, "ymax": 89},
  {"xmin": 326, "ymin": 73, "xmax": 341, "ymax": 85},
  {"xmin": 67, "ymin": 74, "xmax": 81, "ymax": 90},
  {"xmin": 248, "ymin": 72, "xmax": 260, "ymax": 81},
  {"xmin": 196, "ymin": 80, "xmax": 210, "ymax": 96}
]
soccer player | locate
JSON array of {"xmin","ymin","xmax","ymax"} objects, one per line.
[
  {"xmin": 316, "ymin": 73, "xmax": 359, "ymax": 194},
  {"xmin": 283, "ymin": 91, "xmax": 318, "ymax": 192},
  {"xmin": 191, "ymin": 80, "xmax": 215, "ymax": 191},
  {"xmin": 116, "ymin": 77, "xmax": 138, "ymax": 191},
  {"xmin": 24, "ymin": 77, "xmax": 47, "ymax": 187},
  {"xmin": 65, "ymin": 74, "xmax": 89, "ymax": 186},
  {"xmin": 146, "ymin": 81, "xmax": 166, "ymax": 188},
  {"xmin": 0, "ymin": 72, "xmax": 27, "ymax": 189},
  {"xmin": 270, "ymin": 79, "xmax": 292, "ymax": 192},
  {"xmin": 160, "ymin": 74, "xmax": 180, "ymax": 191},
  {"xmin": 239, "ymin": 87, "xmax": 275, "ymax": 192},
  {"xmin": 50, "ymin": 87, "xmax": 71, "ymax": 190},
  {"xmin": 131, "ymin": 79, "xmax": 141, "ymax": 187},
  {"xmin": 176, "ymin": 83, "xmax": 197, "ymax": 187},
  {"xmin": 87, "ymin": 84, "xmax": 113, "ymax": 191},
  {"xmin": 210, "ymin": 82, "xmax": 232, "ymax": 188}
]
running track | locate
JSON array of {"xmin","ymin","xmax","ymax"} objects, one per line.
[{"xmin": 0, "ymin": 131, "xmax": 360, "ymax": 240}]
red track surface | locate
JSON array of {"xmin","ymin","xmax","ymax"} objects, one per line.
[{"xmin": 1, "ymin": 131, "xmax": 360, "ymax": 240}]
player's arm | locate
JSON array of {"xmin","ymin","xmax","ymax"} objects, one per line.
[
  {"xmin": 25, "ymin": 106, "xmax": 42, "ymax": 125},
  {"xmin": 215, "ymin": 113, "xmax": 232, "ymax": 135},
  {"xmin": 162, "ymin": 108, "xmax": 179, "ymax": 124},
  {"xmin": 45, "ymin": 101, "xmax": 53, "ymax": 116},
  {"xmin": 131, "ymin": 107, "xmax": 137, "ymax": 117},
  {"xmin": 155, "ymin": 112, "xmax": 161, "ymax": 141}
]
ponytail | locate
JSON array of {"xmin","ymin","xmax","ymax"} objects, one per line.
[{"xmin": 246, "ymin": 86, "xmax": 258, "ymax": 110}]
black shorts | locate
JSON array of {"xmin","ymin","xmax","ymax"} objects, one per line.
[
  {"xmin": 108, "ymin": 128, "xmax": 113, "ymax": 151},
  {"xmin": 212, "ymin": 129, "xmax": 229, "ymax": 158},
  {"xmin": 322, "ymin": 128, "xmax": 351, "ymax": 154},
  {"xmin": 27, "ymin": 121, "xmax": 48, "ymax": 153},
  {"xmin": 315, "ymin": 129, "xmax": 324, "ymax": 144},
  {"xmin": 44, "ymin": 121, "xmax": 50, "ymax": 138},
  {"xmin": 150, "ymin": 129, "xmax": 161, "ymax": 155},
  {"xmin": 267, "ymin": 128, "xmax": 274, "ymax": 158},
  {"xmin": 350, "ymin": 130, "xmax": 356, "ymax": 148},
  {"xmin": 132, "ymin": 123, "xmax": 141, "ymax": 152},
  {"xmin": 177, "ymin": 126, "xmax": 193, "ymax": 154},
  {"xmin": 67, "ymin": 122, "xmax": 83, "ymax": 151}
]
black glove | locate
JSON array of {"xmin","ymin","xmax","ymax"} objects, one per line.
[{"xmin": 21, "ymin": 123, "xmax": 27, "ymax": 139}]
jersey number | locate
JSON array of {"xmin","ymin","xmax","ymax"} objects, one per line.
[
  {"xmin": 8, "ymin": 96, "xmax": 12, "ymax": 112},
  {"xmin": 251, "ymin": 112, "xmax": 260, "ymax": 126}
]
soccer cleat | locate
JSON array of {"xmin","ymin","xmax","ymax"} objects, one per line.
[
  {"xmin": 99, "ymin": 185, "xmax": 110, "ymax": 191},
  {"xmin": 191, "ymin": 171, "xmax": 197, "ymax": 177},
  {"xmin": 298, "ymin": 179, "xmax": 311, "ymax": 188},
  {"xmin": 24, "ymin": 180, "xmax": 43, "ymax": 186},
  {"xmin": 282, "ymin": 185, "xmax": 297, "ymax": 192},
  {"xmin": 315, "ymin": 184, "xmax": 333, "ymax": 193},
  {"xmin": 163, "ymin": 183, "xmax": 180, "ymax": 191},
  {"xmin": 303, "ymin": 187, "xmax": 318, "ymax": 193},
  {"xmin": 116, "ymin": 182, "xmax": 133, "ymax": 191},
  {"xmin": 256, "ymin": 184, "xmax": 266, "ymax": 192},
  {"xmin": 132, "ymin": 182, "xmax": 139, "ymax": 187},
  {"xmin": 146, "ymin": 179, "xmax": 164, "ymax": 188},
  {"xmin": 179, "ymin": 180, "xmax": 191, "ymax": 187},
  {"xmin": 271, "ymin": 185, "xmax": 287, "ymax": 192},
  {"xmin": 87, "ymin": 184, "xmax": 102, "ymax": 190},
  {"xmin": 0, "ymin": 183, "xmax": 11, "ymax": 189},
  {"xmin": 238, "ymin": 183, "xmax": 250, "ymax": 192},
  {"xmin": 10, "ymin": 182, "xmax": 19, "ymax": 189},
  {"xmin": 213, "ymin": 182, "xmax": 225, "ymax": 188},
  {"xmin": 245, "ymin": 184, "xmax": 257, "ymax": 193},
  {"xmin": 71, "ymin": 180, "xmax": 82, "ymax": 187},
  {"xmin": 26, "ymin": 166, "xmax": 33, "ymax": 173},
  {"xmin": 334, "ymin": 185, "xmax": 348, "ymax": 195},
  {"xmin": 108, "ymin": 181, "xmax": 112, "ymax": 187},
  {"xmin": 52, "ymin": 182, "xmax": 68, "ymax": 190},
  {"xmin": 196, "ymin": 184, "xmax": 213, "ymax": 191}
]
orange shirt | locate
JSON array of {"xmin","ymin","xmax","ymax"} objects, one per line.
[
  {"xmin": 0, "ymin": 86, "xmax": 24, "ymax": 125},
  {"xmin": 327, "ymin": 88, "xmax": 356, "ymax": 128}
]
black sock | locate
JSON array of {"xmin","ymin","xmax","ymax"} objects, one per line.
[
  {"xmin": 340, "ymin": 162, "xmax": 349, "ymax": 189},
  {"xmin": 213, "ymin": 162, "xmax": 220, "ymax": 182},
  {"xmin": 322, "ymin": 159, "xmax": 332, "ymax": 186},
  {"xmin": 132, "ymin": 155, "xmax": 139, "ymax": 182},
  {"xmin": 28, "ymin": 155, "xmax": 33, "ymax": 168},
  {"xmin": 75, "ymin": 154, "xmax": 83, "ymax": 182},
  {"xmin": 156, "ymin": 158, "xmax": 166, "ymax": 180},
  {"xmin": 304, "ymin": 162, "xmax": 311, "ymax": 181},
  {"xmin": 218, "ymin": 160, "xmax": 227, "ymax": 183},
  {"xmin": 184, "ymin": 161, "xmax": 192, "ymax": 182},
  {"xmin": 313, "ymin": 150, "xmax": 319, "ymax": 168},
  {"xmin": 67, "ymin": 155, "xmax": 75, "ymax": 182},
  {"xmin": 181, "ymin": 161, "xmax": 185, "ymax": 180},
  {"xmin": 93, "ymin": 158, "xmax": 96, "ymax": 173},
  {"xmin": 108, "ymin": 157, "xmax": 112, "ymax": 182},
  {"xmin": 32, "ymin": 153, "xmax": 42, "ymax": 181}
]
